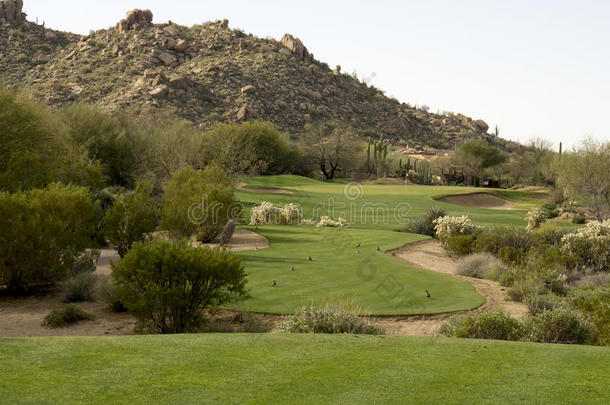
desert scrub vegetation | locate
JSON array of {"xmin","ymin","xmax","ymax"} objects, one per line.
[
  {"xmin": 63, "ymin": 272, "xmax": 98, "ymax": 303},
  {"xmin": 433, "ymin": 215, "xmax": 477, "ymax": 246},
  {"xmin": 456, "ymin": 253, "xmax": 501, "ymax": 278},
  {"xmin": 279, "ymin": 302, "xmax": 384, "ymax": 335},
  {"xmin": 439, "ymin": 310, "xmax": 525, "ymax": 341},
  {"xmin": 103, "ymin": 181, "xmax": 159, "ymax": 257},
  {"xmin": 401, "ymin": 206, "xmax": 447, "ymax": 236},
  {"xmin": 42, "ymin": 305, "xmax": 95, "ymax": 328},
  {"xmin": 0, "ymin": 183, "xmax": 96, "ymax": 294},
  {"xmin": 112, "ymin": 239, "xmax": 247, "ymax": 334}
]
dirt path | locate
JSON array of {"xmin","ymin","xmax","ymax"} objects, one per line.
[{"xmin": 377, "ymin": 239, "xmax": 529, "ymax": 336}]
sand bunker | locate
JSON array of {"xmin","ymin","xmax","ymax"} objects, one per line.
[
  {"xmin": 436, "ymin": 192, "xmax": 522, "ymax": 209},
  {"xmin": 198, "ymin": 228, "xmax": 269, "ymax": 251},
  {"xmin": 237, "ymin": 182, "xmax": 293, "ymax": 194}
]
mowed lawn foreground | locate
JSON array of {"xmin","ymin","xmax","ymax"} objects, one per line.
[
  {"xmin": 226, "ymin": 226, "xmax": 485, "ymax": 315},
  {"xmin": 0, "ymin": 334, "xmax": 608, "ymax": 404}
]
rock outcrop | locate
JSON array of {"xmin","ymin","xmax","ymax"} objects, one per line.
[
  {"xmin": 280, "ymin": 34, "xmax": 313, "ymax": 63},
  {"xmin": 116, "ymin": 9, "xmax": 153, "ymax": 33},
  {"xmin": 0, "ymin": 0, "xmax": 26, "ymax": 24}
]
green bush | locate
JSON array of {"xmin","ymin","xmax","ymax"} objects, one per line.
[
  {"xmin": 439, "ymin": 310, "xmax": 524, "ymax": 341},
  {"xmin": 42, "ymin": 304, "xmax": 95, "ymax": 328},
  {"xmin": 456, "ymin": 253, "xmax": 499, "ymax": 278},
  {"xmin": 103, "ymin": 181, "xmax": 158, "ymax": 257},
  {"xmin": 161, "ymin": 164, "xmax": 238, "ymax": 242},
  {"xmin": 64, "ymin": 272, "xmax": 97, "ymax": 303},
  {"xmin": 475, "ymin": 227, "xmax": 532, "ymax": 258},
  {"xmin": 279, "ymin": 304, "xmax": 384, "ymax": 335},
  {"xmin": 0, "ymin": 183, "xmax": 96, "ymax": 294},
  {"xmin": 524, "ymin": 308, "xmax": 593, "ymax": 344},
  {"xmin": 572, "ymin": 214, "xmax": 586, "ymax": 224},
  {"xmin": 402, "ymin": 207, "xmax": 446, "ymax": 237},
  {"xmin": 569, "ymin": 286, "xmax": 610, "ymax": 346},
  {"xmin": 112, "ymin": 239, "xmax": 247, "ymax": 333},
  {"xmin": 446, "ymin": 235, "xmax": 476, "ymax": 256}
]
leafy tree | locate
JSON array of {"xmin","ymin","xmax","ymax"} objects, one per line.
[
  {"xmin": 300, "ymin": 122, "xmax": 360, "ymax": 180},
  {"xmin": 0, "ymin": 88, "xmax": 104, "ymax": 191},
  {"xmin": 0, "ymin": 183, "xmax": 96, "ymax": 294},
  {"xmin": 103, "ymin": 181, "xmax": 159, "ymax": 257},
  {"xmin": 160, "ymin": 164, "xmax": 238, "ymax": 242},
  {"xmin": 112, "ymin": 239, "xmax": 247, "ymax": 333},
  {"xmin": 203, "ymin": 121, "xmax": 304, "ymax": 176},
  {"xmin": 507, "ymin": 138, "xmax": 557, "ymax": 185},
  {"xmin": 454, "ymin": 139, "xmax": 506, "ymax": 176},
  {"xmin": 557, "ymin": 139, "xmax": 610, "ymax": 221}
]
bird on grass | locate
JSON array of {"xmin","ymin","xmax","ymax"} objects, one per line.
[
  {"xmin": 376, "ymin": 246, "xmax": 381, "ymax": 252},
  {"xmin": 290, "ymin": 266, "xmax": 295, "ymax": 271},
  {"xmin": 308, "ymin": 256, "xmax": 313, "ymax": 261},
  {"xmin": 272, "ymin": 280, "xmax": 277, "ymax": 287},
  {"xmin": 425, "ymin": 290, "xmax": 431, "ymax": 298},
  {"xmin": 355, "ymin": 250, "xmax": 360, "ymax": 254},
  {"xmin": 356, "ymin": 242, "xmax": 361, "ymax": 248}
]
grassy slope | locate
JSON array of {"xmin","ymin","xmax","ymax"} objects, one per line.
[
  {"xmin": 237, "ymin": 175, "xmax": 536, "ymax": 230},
  {"xmin": 226, "ymin": 226, "xmax": 484, "ymax": 315},
  {"xmin": 0, "ymin": 334, "xmax": 608, "ymax": 404}
]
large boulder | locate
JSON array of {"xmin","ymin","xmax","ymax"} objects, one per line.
[
  {"xmin": 474, "ymin": 119, "xmax": 489, "ymax": 133},
  {"xmin": 117, "ymin": 9, "xmax": 153, "ymax": 33},
  {"xmin": 280, "ymin": 34, "xmax": 313, "ymax": 63},
  {"xmin": 0, "ymin": 0, "xmax": 26, "ymax": 24}
]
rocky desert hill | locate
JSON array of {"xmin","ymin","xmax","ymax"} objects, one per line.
[{"xmin": 1, "ymin": 2, "xmax": 504, "ymax": 149}]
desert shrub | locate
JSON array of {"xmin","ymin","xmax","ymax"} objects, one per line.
[
  {"xmin": 525, "ymin": 207, "xmax": 548, "ymax": 232},
  {"xmin": 433, "ymin": 215, "xmax": 476, "ymax": 245},
  {"xmin": 232, "ymin": 312, "xmax": 270, "ymax": 333},
  {"xmin": 524, "ymin": 308, "xmax": 593, "ymax": 344},
  {"xmin": 439, "ymin": 310, "xmax": 524, "ymax": 341},
  {"xmin": 0, "ymin": 183, "xmax": 96, "ymax": 294},
  {"xmin": 316, "ymin": 216, "xmax": 348, "ymax": 228},
  {"xmin": 403, "ymin": 207, "xmax": 447, "ymax": 236},
  {"xmin": 64, "ymin": 272, "xmax": 97, "ymax": 303},
  {"xmin": 531, "ymin": 224, "xmax": 566, "ymax": 246},
  {"xmin": 112, "ymin": 240, "xmax": 247, "ymax": 334},
  {"xmin": 560, "ymin": 220, "xmax": 610, "ymax": 272},
  {"xmin": 525, "ymin": 293, "xmax": 566, "ymax": 315},
  {"xmin": 457, "ymin": 253, "xmax": 500, "ymax": 278},
  {"xmin": 202, "ymin": 121, "xmax": 304, "ymax": 176},
  {"xmin": 250, "ymin": 202, "xmax": 301, "ymax": 225},
  {"xmin": 445, "ymin": 235, "xmax": 476, "ymax": 256},
  {"xmin": 541, "ymin": 203, "xmax": 560, "ymax": 219},
  {"xmin": 497, "ymin": 246, "xmax": 527, "ymax": 266},
  {"xmin": 299, "ymin": 219, "xmax": 317, "ymax": 227},
  {"xmin": 42, "ymin": 305, "xmax": 95, "ymax": 328},
  {"xmin": 73, "ymin": 249, "xmax": 100, "ymax": 274},
  {"xmin": 569, "ymin": 286, "xmax": 610, "ymax": 346},
  {"xmin": 161, "ymin": 164, "xmax": 237, "ymax": 243},
  {"xmin": 96, "ymin": 276, "xmax": 126, "ymax": 312},
  {"xmin": 572, "ymin": 214, "xmax": 587, "ymax": 224},
  {"xmin": 103, "ymin": 181, "xmax": 158, "ymax": 257},
  {"xmin": 279, "ymin": 304, "xmax": 384, "ymax": 335},
  {"xmin": 475, "ymin": 227, "xmax": 532, "ymax": 258},
  {"xmin": 571, "ymin": 272, "xmax": 610, "ymax": 288},
  {"xmin": 484, "ymin": 261, "xmax": 511, "ymax": 282}
]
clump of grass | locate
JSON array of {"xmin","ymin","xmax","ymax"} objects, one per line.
[
  {"xmin": 439, "ymin": 310, "xmax": 524, "ymax": 341},
  {"xmin": 64, "ymin": 272, "xmax": 97, "ymax": 303},
  {"xmin": 279, "ymin": 299, "xmax": 384, "ymax": 335},
  {"xmin": 42, "ymin": 305, "xmax": 95, "ymax": 328},
  {"xmin": 456, "ymin": 252, "xmax": 500, "ymax": 278}
]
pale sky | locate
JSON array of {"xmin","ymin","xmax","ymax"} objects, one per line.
[{"xmin": 24, "ymin": 0, "xmax": 610, "ymax": 148}]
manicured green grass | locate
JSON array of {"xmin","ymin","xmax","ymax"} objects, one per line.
[
  {"xmin": 237, "ymin": 175, "xmax": 535, "ymax": 230},
  {"xmin": 226, "ymin": 226, "xmax": 484, "ymax": 315},
  {"xmin": 1, "ymin": 334, "xmax": 608, "ymax": 404}
]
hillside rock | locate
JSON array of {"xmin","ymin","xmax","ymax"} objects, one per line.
[
  {"xmin": 281, "ymin": 34, "xmax": 313, "ymax": 63},
  {"xmin": 117, "ymin": 9, "xmax": 153, "ymax": 33},
  {"xmin": 0, "ymin": 0, "xmax": 26, "ymax": 24}
]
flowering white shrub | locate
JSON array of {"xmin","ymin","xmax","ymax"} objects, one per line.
[
  {"xmin": 250, "ymin": 202, "xmax": 301, "ymax": 225},
  {"xmin": 525, "ymin": 208, "xmax": 548, "ymax": 232},
  {"xmin": 316, "ymin": 216, "xmax": 348, "ymax": 228},
  {"xmin": 279, "ymin": 203, "xmax": 300, "ymax": 224},
  {"xmin": 249, "ymin": 202, "xmax": 280, "ymax": 225},
  {"xmin": 561, "ymin": 220, "xmax": 610, "ymax": 272},
  {"xmin": 433, "ymin": 215, "xmax": 476, "ymax": 242}
]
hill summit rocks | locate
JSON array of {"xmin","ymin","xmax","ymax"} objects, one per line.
[
  {"xmin": 116, "ymin": 9, "xmax": 153, "ymax": 33},
  {"xmin": 0, "ymin": 0, "xmax": 26, "ymax": 24},
  {"xmin": 280, "ymin": 34, "xmax": 314, "ymax": 63}
]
